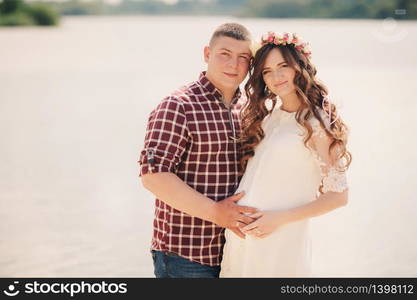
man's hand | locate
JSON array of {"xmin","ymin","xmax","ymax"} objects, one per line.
[{"xmin": 214, "ymin": 191, "xmax": 258, "ymax": 239}]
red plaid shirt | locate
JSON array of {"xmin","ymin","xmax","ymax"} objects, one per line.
[{"xmin": 138, "ymin": 71, "xmax": 245, "ymax": 266}]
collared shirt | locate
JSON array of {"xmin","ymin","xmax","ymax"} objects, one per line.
[{"xmin": 138, "ymin": 71, "xmax": 245, "ymax": 266}]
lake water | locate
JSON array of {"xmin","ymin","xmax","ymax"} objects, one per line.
[{"xmin": 0, "ymin": 15, "xmax": 416, "ymax": 277}]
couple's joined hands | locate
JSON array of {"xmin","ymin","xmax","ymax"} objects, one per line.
[
  {"xmin": 215, "ymin": 191, "xmax": 291, "ymax": 239},
  {"xmin": 240, "ymin": 210, "xmax": 291, "ymax": 238}
]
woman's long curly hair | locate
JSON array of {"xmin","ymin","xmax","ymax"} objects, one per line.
[{"xmin": 238, "ymin": 43, "xmax": 352, "ymax": 186}]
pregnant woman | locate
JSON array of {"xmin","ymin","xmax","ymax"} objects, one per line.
[{"xmin": 220, "ymin": 32, "xmax": 352, "ymax": 277}]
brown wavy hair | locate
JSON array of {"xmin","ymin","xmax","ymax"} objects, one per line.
[{"xmin": 238, "ymin": 43, "xmax": 352, "ymax": 192}]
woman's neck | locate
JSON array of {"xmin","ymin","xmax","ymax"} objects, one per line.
[{"xmin": 279, "ymin": 92, "xmax": 302, "ymax": 112}]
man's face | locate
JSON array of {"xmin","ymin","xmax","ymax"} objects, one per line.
[{"xmin": 204, "ymin": 36, "xmax": 252, "ymax": 92}]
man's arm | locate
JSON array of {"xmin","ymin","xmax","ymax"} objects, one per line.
[
  {"xmin": 141, "ymin": 172, "xmax": 256, "ymax": 238},
  {"xmin": 141, "ymin": 172, "xmax": 256, "ymax": 225}
]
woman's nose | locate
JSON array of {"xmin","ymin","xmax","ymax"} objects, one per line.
[{"xmin": 272, "ymin": 69, "xmax": 284, "ymax": 80}]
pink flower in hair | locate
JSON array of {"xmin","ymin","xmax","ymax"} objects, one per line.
[
  {"xmin": 256, "ymin": 31, "xmax": 312, "ymax": 60},
  {"xmin": 267, "ymin": 32, "xmax": 275, "ymax": 43}
]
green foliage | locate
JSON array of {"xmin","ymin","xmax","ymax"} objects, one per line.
[
  {"xmin": 0, "ymin": 10, "xmax": 34, "ymax": 26},
  {"xmin": 25, "ymin": 4, "xmax": 59, "ymax": 26},
  {"xmin": 0, "ymin": 0, "xmax": 25, "ymax": 15},
  {"xmin": 0, "ymin": 0, "xmax": 60, "ymax": 26}
]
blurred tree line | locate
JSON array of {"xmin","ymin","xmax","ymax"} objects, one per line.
[
  {"xmin": 1, "ymin": 0, "xmax": 415, "ymax": 25},
  {"xmin": 39, "ymin": 0, "xmax": 249, "ymax": 16},
  {"xmin": 240, "ymin": 0, "xmax": 416, "ymax": 19},
  {"xmin": 0, "ymin": 0, "xmax": 59, "ymax": 26},
  {"xmin": 53, "ymin": 0, "xmax": 417, "ymax": 19}
]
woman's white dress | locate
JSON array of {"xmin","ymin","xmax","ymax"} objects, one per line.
[{"xmin": 220, "ymin": 101, "xmax": 348, "ymax": 277}]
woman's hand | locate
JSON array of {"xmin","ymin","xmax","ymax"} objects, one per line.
[{"xmin": 241, "ymin": 210, "xmax": 291, "ymax": 238}]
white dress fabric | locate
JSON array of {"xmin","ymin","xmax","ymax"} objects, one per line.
[{"xmin": 220, "ymin": 101, "xmax": 348, "ymax": 277}]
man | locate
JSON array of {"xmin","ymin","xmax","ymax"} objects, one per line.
[{"xmin": 138, "ymin": 23, "xmax": 257, "ymax": 278}]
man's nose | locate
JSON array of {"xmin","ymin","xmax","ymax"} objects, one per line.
[{"xmin": 228, "ymin": 57, "xmax": 238, "ymax": 69}]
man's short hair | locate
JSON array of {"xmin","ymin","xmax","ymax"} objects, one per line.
[{"xmin": 209, "ymin": 23, "xmax": 252, "ymax": 46}]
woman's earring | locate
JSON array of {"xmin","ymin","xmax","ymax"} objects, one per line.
[{"xmin": 265, "ymin": 86, "xmax": 270, "ymax": 95}]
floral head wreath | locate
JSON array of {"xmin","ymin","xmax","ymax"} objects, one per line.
[{"xmin": 251, "ymin": 32, "xmax": 312, "ymax": 59}]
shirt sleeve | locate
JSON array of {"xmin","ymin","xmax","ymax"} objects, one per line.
[
  {"xmin": 138, "ymin": 96, "xmax": 189, "ymax": 177},
  {"xmin": 308, "ymin": 110, "xmax": 348, "ymax": 194}
]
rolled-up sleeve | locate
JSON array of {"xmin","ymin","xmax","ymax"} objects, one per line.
[{"xmin": 138, "ymin": 97, "xmax": 189, "ymax": 177}]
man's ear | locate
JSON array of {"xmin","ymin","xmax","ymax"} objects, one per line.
[{"xmin": 203, "ymin": 46, "xmax": 210, "ymax": 63}]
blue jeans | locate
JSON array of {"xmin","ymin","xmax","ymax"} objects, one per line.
[{"xmin": 151, "ymin": 250, "xmax": 220, "ymax": 278}]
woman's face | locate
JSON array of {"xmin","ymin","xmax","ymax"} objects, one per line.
[{"xmin": 261, "ymin": 48, "xmax": 296, "ymax": 98}]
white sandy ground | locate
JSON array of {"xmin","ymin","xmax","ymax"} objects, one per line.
[{"xmin": 0, "ymin": 16, "xmax": 416, "ymax": 277}]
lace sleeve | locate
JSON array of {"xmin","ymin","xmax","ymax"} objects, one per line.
[{"xmin": 308, "ymin": 112, "xmax": 348, "ymax": 194}]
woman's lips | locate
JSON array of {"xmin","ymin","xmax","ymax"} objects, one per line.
[{"xmin": 275, "ymin": 81, "xmax": 288, "ymax": 87}]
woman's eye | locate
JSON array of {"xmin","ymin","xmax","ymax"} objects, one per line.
[{"xmin": 262, "ymin": 71, "xmax": 270, "ymax": 75}]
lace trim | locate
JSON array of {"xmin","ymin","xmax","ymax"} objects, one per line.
[
  {"xmin": 311, "ymin": 120, "xmax": 327, "ymax": 138},
  {"xmin": 308, "ymin": 111, "xmax": 347, "ymax": 193},
  {"xmin": 309, "ymin": 111, "xmax": 331, "ymax": 139},
  {"xmin": 312, "ymin": 151, "xmax": 348, "ymax": 193},
  {"xmin": 321, "ymin": 166, "xmax": 348, "ymax": 193}
]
